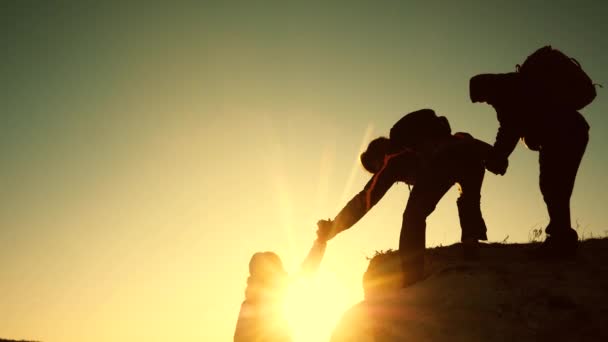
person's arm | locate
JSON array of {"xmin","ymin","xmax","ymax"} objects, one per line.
[
  {"xmin": 492, "ymin": 106, "xmax": 520, "ymax": 158},
  {"xmin": 470, "ymin": 72, "xmax": 521, "ymax": 175},
  {"xmin": 317, "ymin": 157, "xmax": 400, "ymax": 241},
  {"xmin": 299, "ymin": 239, "xmax": 327, "ymax": 276},
  {"xmin": 486, "ymin": 105, "xmax": 520, "ymax": 175}
]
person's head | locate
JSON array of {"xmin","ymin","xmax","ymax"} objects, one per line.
[
  {"xmin": 360, "ymin": 137, "xmax": 392, "ymax": 174},
  {"xmin": 236, "ymin": 252, "xmax": 292, "ymax": 341},
  {"xmin": 249, "ymin": 251, "xmax": 286, "ymax": 279},
  {"xmin": 469, "ymin": 72, "xmax": 522, "ymax": 106},
  {"xmin": 245, "ymin": 251, "xmax": 288, "ymax": 302}
]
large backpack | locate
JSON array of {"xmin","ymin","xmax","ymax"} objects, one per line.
[
  {"xmin": 389, "ymin": 109, "xmax": 451, "ymax": 150},
  {"xmin": 516, "ymin": 46, "xmax": 598, "ymax": 110}
]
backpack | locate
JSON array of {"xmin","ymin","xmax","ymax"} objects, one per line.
[
  {"xmin": 516, "ymin": 46, "xmax": 598, "ymax": 110},
  {"xmin": 389, "ymin": 109, "xmax": 451, "ymax": 150}
]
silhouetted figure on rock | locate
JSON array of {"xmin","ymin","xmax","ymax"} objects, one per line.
[
  {"xmin": 234, "ymin": 252, "xmax": 292, "ymax": 342},
  {"xmin": 317, "ymin": 110, "xmax": 491, "ymax": 287},
  {"xmin": 234, "ymin": 242, "xmax": 326, "ymax": 342},
  {"xmin": 470, "ymin": 46, "xmax": 595, "ymax": 258}
]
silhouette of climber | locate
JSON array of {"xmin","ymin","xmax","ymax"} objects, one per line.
[
  {"xmin": 234, "ymin": 252, "xmax": 292, "ymax": 342},
  {"xmin": 470, "ymin": 61, "xmax": 590, "ymax": 257},
  {"xmin": 234, "ymin": 243, "xmax": 326, "ymax": 342},
  {"xmin": 317, "ymin": 112, "xmax": 491, "ymax": 286}
]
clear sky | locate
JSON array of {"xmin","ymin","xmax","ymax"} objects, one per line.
[{"xmin": 1, "ymin": 1, "xmax": 607, "ymax": 341}]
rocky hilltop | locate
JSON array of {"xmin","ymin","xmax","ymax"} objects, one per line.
[{"xmin": 331, "ymin": 238, "xmax": 608, "ymax": 341}]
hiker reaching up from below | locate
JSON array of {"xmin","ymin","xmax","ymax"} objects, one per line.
[
  {"xmin": 234, "ymin": 251, "xmax": 292, "ymax": 342},
  {"xmin": 234, "ymin": 241, "xmax": 326, "ymax": 342},
  {"xmin": 470, "ymin": 46, "xmax": 595, "ymax": 258},
  {"xmin": 317, "ymin": 109, "xmax": 491, "ymax": 287}
]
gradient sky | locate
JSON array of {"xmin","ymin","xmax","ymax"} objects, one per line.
[{"xmin": 1, "ymin": 1, "xmax": 607, "ymax": 341}]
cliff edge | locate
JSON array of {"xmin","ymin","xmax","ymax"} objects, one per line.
[{"xmin": 331, "ymin": 238, "xmax": 608, "ymax": 342}]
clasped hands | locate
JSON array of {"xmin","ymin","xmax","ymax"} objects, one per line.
[{"xmin": 316, "ymin": 219, "xmax": 337, "ymax": 243}]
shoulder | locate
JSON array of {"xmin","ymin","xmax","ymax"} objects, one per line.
[
  {"xmin": 380, "ymin": 150, "xmax": 417, "ymax": 173},
  {"xmin": 385, "ymin": 149, "xmax": 419, "ymax": 165}
]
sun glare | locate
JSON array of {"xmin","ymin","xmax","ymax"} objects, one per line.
[{"xmin": 283, "ymin": 269, "xmax": 353, "ymax": 342}]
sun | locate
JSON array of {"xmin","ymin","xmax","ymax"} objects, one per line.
[{"xmin": 283, "ymin": 269, "xmax": 354, "ymax": 342}]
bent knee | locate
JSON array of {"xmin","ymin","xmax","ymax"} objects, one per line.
[{"xmin": 404, "ymin": 205, "xmax": 432, "ymax": 223}]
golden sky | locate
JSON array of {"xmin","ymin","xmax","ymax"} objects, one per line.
[{"xmin": 1, "ymin": 2, "xmax": 607, "ymax": 341}]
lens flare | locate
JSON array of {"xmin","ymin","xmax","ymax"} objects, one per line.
[{"xmin": 283, "ymin": 270, "xmax": 353, "ymax": 342}]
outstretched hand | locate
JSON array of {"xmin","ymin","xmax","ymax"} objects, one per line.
[{"xmin": 316, "ymin": 219, "xmax": 337, "ymax": 243}]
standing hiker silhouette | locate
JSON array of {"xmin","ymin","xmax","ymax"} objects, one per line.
[{"xmin": 470, "ymin": 46, "xmax": 595, "ymax": 257}]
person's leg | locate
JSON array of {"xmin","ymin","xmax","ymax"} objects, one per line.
[
  {"xmin": 457, "ymin": 163, "xmax": 488, "ymax": 242},
  {"xmin": 456, "ymin": 162, "xmax": 488, "ymax": 260},
  {"xmin": 400, "ymin": 172, "xmax": 452, "ymax": 286},
  {"xmin": 539, "ymin": 113, "xmax": 589, "ymax": 254}
]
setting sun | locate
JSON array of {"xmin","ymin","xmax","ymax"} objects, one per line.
[{"xmin": 284, "ymin": 269, "xmax": 354, "ymax": 342}]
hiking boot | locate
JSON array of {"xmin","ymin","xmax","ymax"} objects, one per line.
[
  {"xmin": 530, "ymin": 228, "xmax": 579, "ymax": 260},
  {"xmin": 462, "ymin": 238, "xmax": 480, "ymax": 261}
]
